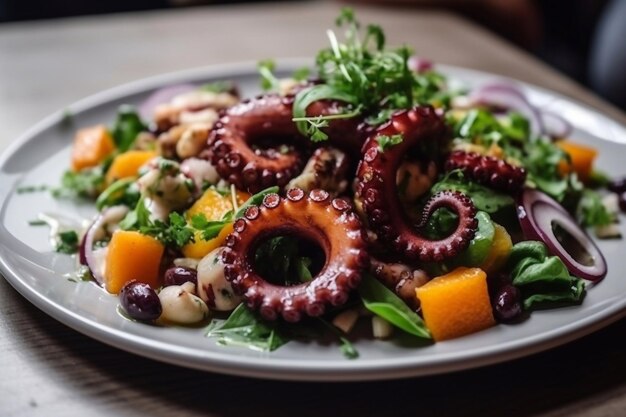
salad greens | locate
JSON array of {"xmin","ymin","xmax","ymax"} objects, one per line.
[{"xmin": 507, "ymin": 241, "xmax": 585, "ymax": 310}]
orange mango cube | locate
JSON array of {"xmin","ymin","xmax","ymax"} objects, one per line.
[
  {"xmin": 105, "ymin": 150, "xmax": 156, "ymax": 184},
  {"xmin": 70, "ymin": 125, "xmax": 116, "ymax": 171},
  {"xmin": 416, "ymin": 267, "xmax": 495, "ymax": 341},
  {"xmin": 104, "ymin": 230, "xmax": 164, "ymax": 294}
]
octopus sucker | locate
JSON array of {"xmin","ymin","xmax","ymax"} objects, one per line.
[
  {"xmin": 356, "ymin": 106, "xmax": 478, "ymax": 262},
  {"xmin": 221, "ymin": 188, "xmax": 369, "ymax": 322},
  {"xmin": 205, "ymin": 94, "xmax": 367, "ymax": 193},
  {"xmin": 444, "ymin": 150, "xmax": 527, "ymax": 193}
]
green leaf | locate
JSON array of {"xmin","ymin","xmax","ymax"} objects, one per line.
[
  {"xmin": 376, "ymin": 133, "xmax": 403, "ymax": 151},
  {"xmin": 95, "ymin": 178, "xmax": 138, "ymax": 210},
  {"xmin": 430, "ymin": 174, "xmax": 514, "ymax": 213},
  {"xmin": 56, "ymin": 230, "xmax": 79, "ymax": 254},
  {"xmin": 199, "ymin": 81, "xmax": 234, "ymax": 93},
  {"xmin": 206, "ymin": 304, "xmax": 289, "ymax": 352},
  {"xmin": 258, "ymin": 59, "xmax": 279, "ymax": 92},
  {"xmin": 52, "ymin": 168, "xmax": 105, "ymax": 199},
  {"xmin": 234, "ymin": 186, "xmax": 280, "ymax": 219},
  {"xmin": 577, "ymin": 189, "xmax": 613, "ymax": 227},
  {"xmin": 506, "ymin": 240, "xmax": 586, "ymax": 310},
  {"xmin": 523, "ymin": 278, "xmax": 585, "ymax": 310},
  {"xmin": 358, "ymin": 274, "xmax": 431, "ymax": 339},
  {"xmin": 292, "ymin": 84, "xmax": 358, "ymax": 138},
  {"xmin": 454, "ymin": 211, "xmax": 495, "ymax": 266},
  {"xmin": 190, "ymin": 214, "xmax": 231, "ymax": 241},
  {"xmin": 292, "ymin": 66, "xmax": 310, "ymax": 82},
  {"xmin": 112, "ymin": 105, "xmax": 147, "ymax": 152}
]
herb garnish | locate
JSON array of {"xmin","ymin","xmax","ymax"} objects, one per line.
[
  {"xmin": 56, "ymin": 230, "xmax": 79, "ymax": 254},
  {"xmin": 376, "ymin": 133, "xmax": 403, "ymax": 151}
]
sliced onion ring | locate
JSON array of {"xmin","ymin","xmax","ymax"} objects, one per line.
[
  {"xmin": 81, "ymin": 206, "xmax": 129, "ymax": 285},
  {"xmin": 139, "ymin": 84, "xmax": 197, "ymax": 120},
  {"xmin": 470, "ymin": 81, "xmax": 544, "ymax": 138},
  {"xmin": 408, "ymin": 56, "xmax": 433, "ymax": 73},
  {"xmin": 517, "ymin": 189, "xmax": 607, "ymax": 282},
  {"xmin": 540, "ymin": 110, "xmax": 573, "ymax": 139}
]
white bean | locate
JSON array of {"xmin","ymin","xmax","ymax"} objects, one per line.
[
  {"xmin": 197, "ymin": 248, "xmax": 241, "ymax": 311},
  {"xmin": 158, "ymin": 285, "xmax": 209, "ymax": 324}
]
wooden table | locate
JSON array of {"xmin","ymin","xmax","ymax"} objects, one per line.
[{"xmin": 1, "ymin": 2, "xmax": 625, "ymax": 416}]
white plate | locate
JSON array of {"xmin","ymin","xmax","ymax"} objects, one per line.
[{"xmin": 1, "ymin": 61, "xmax": 625, "ymax": 381}]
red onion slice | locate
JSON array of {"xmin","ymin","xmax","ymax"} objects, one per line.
[
  {"xmin": 139, "ymin": 84, "xmax": 197, "ymax": 119},
  {"xmin": 81, "ymin": 206, "xmax": 129, "ymax": 285},
  {"xmin": 408, "ymin": 56, "xmax": 433, "ymax": 73},
  {"xmin": 470, "ymin": 81, "xmax": 544, "ymax": 138},
  {"xmin": 540, "ymin": 110, "xmax": 573, "ymax": 139},
  {"xmin": 517, "ymin": 189, "xmax": 607, "ymax": 282}
]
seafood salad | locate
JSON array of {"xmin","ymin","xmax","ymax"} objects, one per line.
[{"xmin": 41, "ymin": 9, "xmax": 624, "ymax": 357}]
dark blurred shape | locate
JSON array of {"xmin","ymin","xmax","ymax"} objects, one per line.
[
  {"xmin": 345, "ymin": 0, "xmax": 625, "ymax": 110},
  {"xmin": 0, "ymin": 0, "xmax": 169, "ymax": 22},
  {"xmin": 589, "ymin": 0, "xmax": 626, "ymax": 109}
]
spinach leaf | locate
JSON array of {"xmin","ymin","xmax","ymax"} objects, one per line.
[
  {"xmin": 454, "ymin": 211, "xmax": 495, "ymax": 267},
  {"xmin": 254, "ymin": 236, "xmax": 314, "ymax": 286},
  {"xmin": 507, "ymin": 241, "xmax": 586, "ymax": 310},
  {"xmin": 358, "ymin": 273, "xmax": 431, "ymax": 339},
  {"xmin": 112, "ymin": 105, "xmax": 147, "ymax": 152},
  {"xmin": 206, "ymin": 304, "xmax": 289, "ymax": 352}
]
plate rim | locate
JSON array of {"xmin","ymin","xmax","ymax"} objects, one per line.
[{"xmin": 1, "ymin": 59, "xmax": 625, "ymax": 381}]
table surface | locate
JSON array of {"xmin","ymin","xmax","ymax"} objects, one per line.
[{"xmin": 1, "ymin": 2, "xmax": 625, "ymax": 416}]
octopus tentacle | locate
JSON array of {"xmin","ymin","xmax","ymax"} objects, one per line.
[
  {"xmin": 369, "ymin": 257, "xmax": 430, "ymax": 310},
  {"xmin": 206, "ymin": 95, "xmax": 306, "ymax": 193},
  {"xmin": 221, "ymin": 188, "xmax": 369, "ymax": 322},
  {"xmin": 206, "ymin": 94, "xmax": 367, "ymax": 193},
  {"xmin": 356, "ymin": 106, "xmax": 478, "ymax": 262},
  {"xmin": 444, "ymin": 150, "xmax": 526, "ymax": 193}
]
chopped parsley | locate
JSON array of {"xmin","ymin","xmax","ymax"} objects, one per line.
[
  {"xmin": 376, "ymin": 133, "xmax": 403, "ymax": 151},
  {"xmin": 56, "ymin": 230, "xmax": 79, "ymax": 254}
]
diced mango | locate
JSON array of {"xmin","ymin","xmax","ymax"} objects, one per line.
[
  {"xmin": 105, "ymin": 150, "xmax": 157, "ymax": 184},
  {"xmin": 181, "ymin": 188, "xmax": 249, "ymax": 259},
  {"xmin": 416, "ymin": 267, "xmax": 495, "ymax": 341},
  {"xmin": 104, "ymin": 230, "xmax": 164, "ymax": 294},
  {"xmin": 480, "ymin": 223, "xmax": 513, "ymax": 274},
  {"xmin": 557, "ymin": 140, "xmax": 598, "ymax": 183},
  {"xmin": 182, "ymin": 224, "xmax": 234, "ymax": 259},
  {"xmin": 71, "ymin": 125, "xmax": 116, "ymax": 171}
]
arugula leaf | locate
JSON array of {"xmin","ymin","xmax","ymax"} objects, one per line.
[
  {"xmin": 56, "ymin": 230, "xmax": 79, "ymax": 254},
  {"xmin": 206, "ymin": 304, "xmax": 289, "ymax": 352},
  {"xmin": 190, "ymin": 214, "xmax": 231, "ymax": 241},
  {"xmin": 358, "ymin": 273, "xmax": 431, "ymax": 339},
  {"xmin": 317, "ymin": 317, "xmax": 359, "ymax": 359},
  {"xmin": 233, "ymin": 186, "xmax": 280, "ymax": 219},
  {"xmin": 376, "ymin": 134, "xmax": 403, "ymax": 151},
  {"xmin": 292, "ymin": 84, "xmax": 359, "ymax": 139},
  {"xmin": 112, "ymin": 105, "xmax": 147, "ymax": 152},
  {"xmin": 95, "ymin": 178, "xmax": 139, "ymax": 210}
]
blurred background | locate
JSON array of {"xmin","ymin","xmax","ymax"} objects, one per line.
[{"xmin": 0, "ymin": 0, "xmax": 624, "ymax": 110}]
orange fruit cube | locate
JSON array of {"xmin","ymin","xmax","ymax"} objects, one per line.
[{"xmin": 416, "ymin": 267, "xmax": 495, "ymax": 341}]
